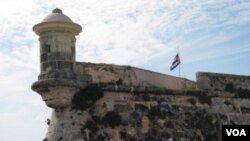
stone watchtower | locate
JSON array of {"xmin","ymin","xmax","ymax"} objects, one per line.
[{"xmin": 32, "ymin": 8, "xmax": 87, "ymax": 108}]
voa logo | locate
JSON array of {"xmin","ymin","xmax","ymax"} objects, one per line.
[{"xmin": 226, "ymin": 129, "xmax": 246, "ymax": 136}]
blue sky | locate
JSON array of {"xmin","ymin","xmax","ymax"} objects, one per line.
[{"xmin": 0, "ymin": 0, "xmax": 250, "ymax": 141}]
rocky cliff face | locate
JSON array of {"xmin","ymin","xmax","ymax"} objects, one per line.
[{"xmin": 43, "ymin": 83, "xmax": 250, "ymax": 141}]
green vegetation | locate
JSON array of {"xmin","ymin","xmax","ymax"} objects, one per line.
[
  {"xmin": 92, "ymin": 115, "xmax": 102, "ymax": 124},
  {"xmin": 116, "ymin": 78, "xmax": 123, "ymax": 85},
  {"xmin": 240, "ymin": 106, "xmax": 250, "ymax": 114},
  {"xmin": 224, "ymin": 100, "xmax": 231, "ymax": 106},
  {"xmin": 224, "ymin": 82, "xmax": 234, "ymax": 92},
  {"xmin": 183, "ymin": 82, "xmax": 197, "ymax": 90},
  {"xmin": 198, "ymin": 95, "xmax": 212, "ymax": 105},
  {"xmin": 143, "ymin": 94, "xmax": 151, "ymax": 101},
  {"xmin": 120, "ymin": 132, "xmax": 137, "ymax": 141},
  {"xmin": 96, "ymin": 135, "xmax": 105, "ymax": 141},
  {"xmin": 81, "ymin": 120, "xmax": 98, "ymax": 133},
  {"xmin": 72, "ymin": 84, "xmax": 104, "ymax": 111},
  {"xmin": 81, "ymin": 119, "xmax": 101, "ymax": 141},
  {"xmin": 148, "ymin": 107, "xmax": 165, "ymax": 120},
  {"xmin": 103, "ymin": 111, "xmax": 122, "ymax": 128},
  {"xmin": 187, "ymin": 98, "xmax": 196, "ymax": 105},
  {"xmin": 80, "ymin": 112, "xmax": 122, "ymax": 140},
  {"xmin": 223, "ymin": 83, "xmax": 250, "ymax": 98},
  {"xmin": 129, "ymin": 137, "xmax": 137, "ymax": 141},
  {"xmin": 135, "ymin": 104, "xmax": 149, "ymax": 112},
  {"xmin": 164, "ymin": 120, "xmax": 174, "ymax": 128},
  {"xmin": 204, "ymin": 131, "xmax": 218, "ymax": 141},
  {"xmin": 46, "ymin": 118, "xmax": 50, "ymax": 125},
  {"xmin": 223, "ymin": 82, "xmax": 250, "ymax": 98},
  {"xmin": 185, "ymin": 90, "xmax": 202, "ymax": 96},
  {"xmin": 146, "ymin": 136, "xmax": 156, "ymax": 141},
  {"xmin": 120, "ymin": 131, "xmax": 127, "ymax": 139},
  {"xmin": 235, "ymin": 88, "xmax": 250, "ymax": 98},
  {"xmin": 42, "ymin": 138, "xmax": 48, "ymax": 141}
]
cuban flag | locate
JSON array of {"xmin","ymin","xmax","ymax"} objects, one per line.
[{"xmin": 170, "ymin": 53, "xmax": 181, "ymax": 71}]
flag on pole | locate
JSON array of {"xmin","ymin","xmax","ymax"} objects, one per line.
[{"xmin": 170, "ymin": 53, "xmax": 181, "ymax": 71}]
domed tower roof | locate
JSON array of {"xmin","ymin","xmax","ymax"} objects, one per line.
[
  {"xmin": 33, "ymin": 8, "xmax": 82, "ymax": 35},
  {"xmin": 41, "ymin": 8, "xmax": 73, "ymax": 23}
]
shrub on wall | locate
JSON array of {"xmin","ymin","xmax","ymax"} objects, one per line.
[
  {"xmin": 224, "ymin": 100, "xmax": 231, "ymax": 106},
  {"xmin": 82, "ymin": 120, "xmax": 98, "ymax": 132},
  {"xmin": 184, "ymin": 82, "xmax": 197, "ymax": 90},
  {"xmin": 72, "ymin": 84, "xmax": 104, "ymax": 110},
  {"xmin": 96, "ymin": 135, "xmax": 105, "ymax": 141},
  {"xmin": 148, "ymin": 106, "xmax": 164, "ymax": 120},
  {"xmin": 103, "ymin": 111, "xmax": 122, "ymax": 128},
  {"xmin": 224, "ymin": 82, "xmax": 234, "ymax": 92},
  {"xmin": 187, "ymin": 98, "xmax": 196, "ymax": 105},
  {"xmin": 116, "ymin": 78, "xmax": 123, "ymax": 85},
  {"xmin": 235, "ymin": 88, "xmax": 250, "ymax": 98},
  {"xmin": 198, "ymin": 95, "xmax": 212, "ymax": 105},
  {"xmin": 146, "ymin": 136, "xmax": 156, "ymax": 141}
]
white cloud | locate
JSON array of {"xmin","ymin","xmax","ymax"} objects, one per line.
[
  {"xmin": 0, "ymin": 105, "xmax": 50, "ymax": 141},
  {"xmin": 1, "ymin": 0, "xmax": 250, "ymax": 141}
]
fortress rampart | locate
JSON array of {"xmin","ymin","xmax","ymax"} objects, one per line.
[
  {"xmin": 44, "ymin": 85, "xmax": 250, "ymax": 141},
  {"xmin": 31, "ymin": 9, "xmax": 250, "ymax": 141},
  {"xmin": 76, "ymin": 62, "xmax": 193, "ymax": 89},
  {"xmin": 196, "ymin": 72, "xmax": 250, "ymax": 91}
]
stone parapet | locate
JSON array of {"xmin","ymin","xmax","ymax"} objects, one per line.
[
  {"xmin": 77, "ymin": 62, "xmax": 194, "ymax": 90},
  {"xmin": 196, "ymin": 72, "xmax": 250, "ymax": 91}
]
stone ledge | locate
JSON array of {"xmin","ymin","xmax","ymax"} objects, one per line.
[{"xmin": 31, "ymin": 79, "xmax": 89, "ymax": 93}]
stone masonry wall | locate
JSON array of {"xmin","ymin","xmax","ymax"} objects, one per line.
[
  {"xmin": 196, "ymin": 72, "xmax": 250, "ymax": 91},
  {"xmin": 44, "ymin": 84, "xmax": 250, "ymax": 141},
  {"xmin": 76, "ymin": 62, "xmax": 193, "ymax": 89}
]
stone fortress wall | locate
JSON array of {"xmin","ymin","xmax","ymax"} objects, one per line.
[
  {"xmin": 76, "ymin": 62, "xmax": 194, "ymax": 89},
  {"xmin": 31, "ymin": 9, "xmax": 250, "ymax": 141},
  {"xmin": 45, "ymin": 81, "xmax": 250, "ymax": 141},
  {"xmin": 42, "ymin": 68, "xmax": 250, "ymax": 141},
  {"xmin": 197, "ymin": 72, "xmax": 250, "ymax": 91}
]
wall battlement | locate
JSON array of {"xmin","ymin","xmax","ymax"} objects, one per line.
[{"xmin": 76, "ymin": 62, "xmax": 194, "ymax": 89}]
